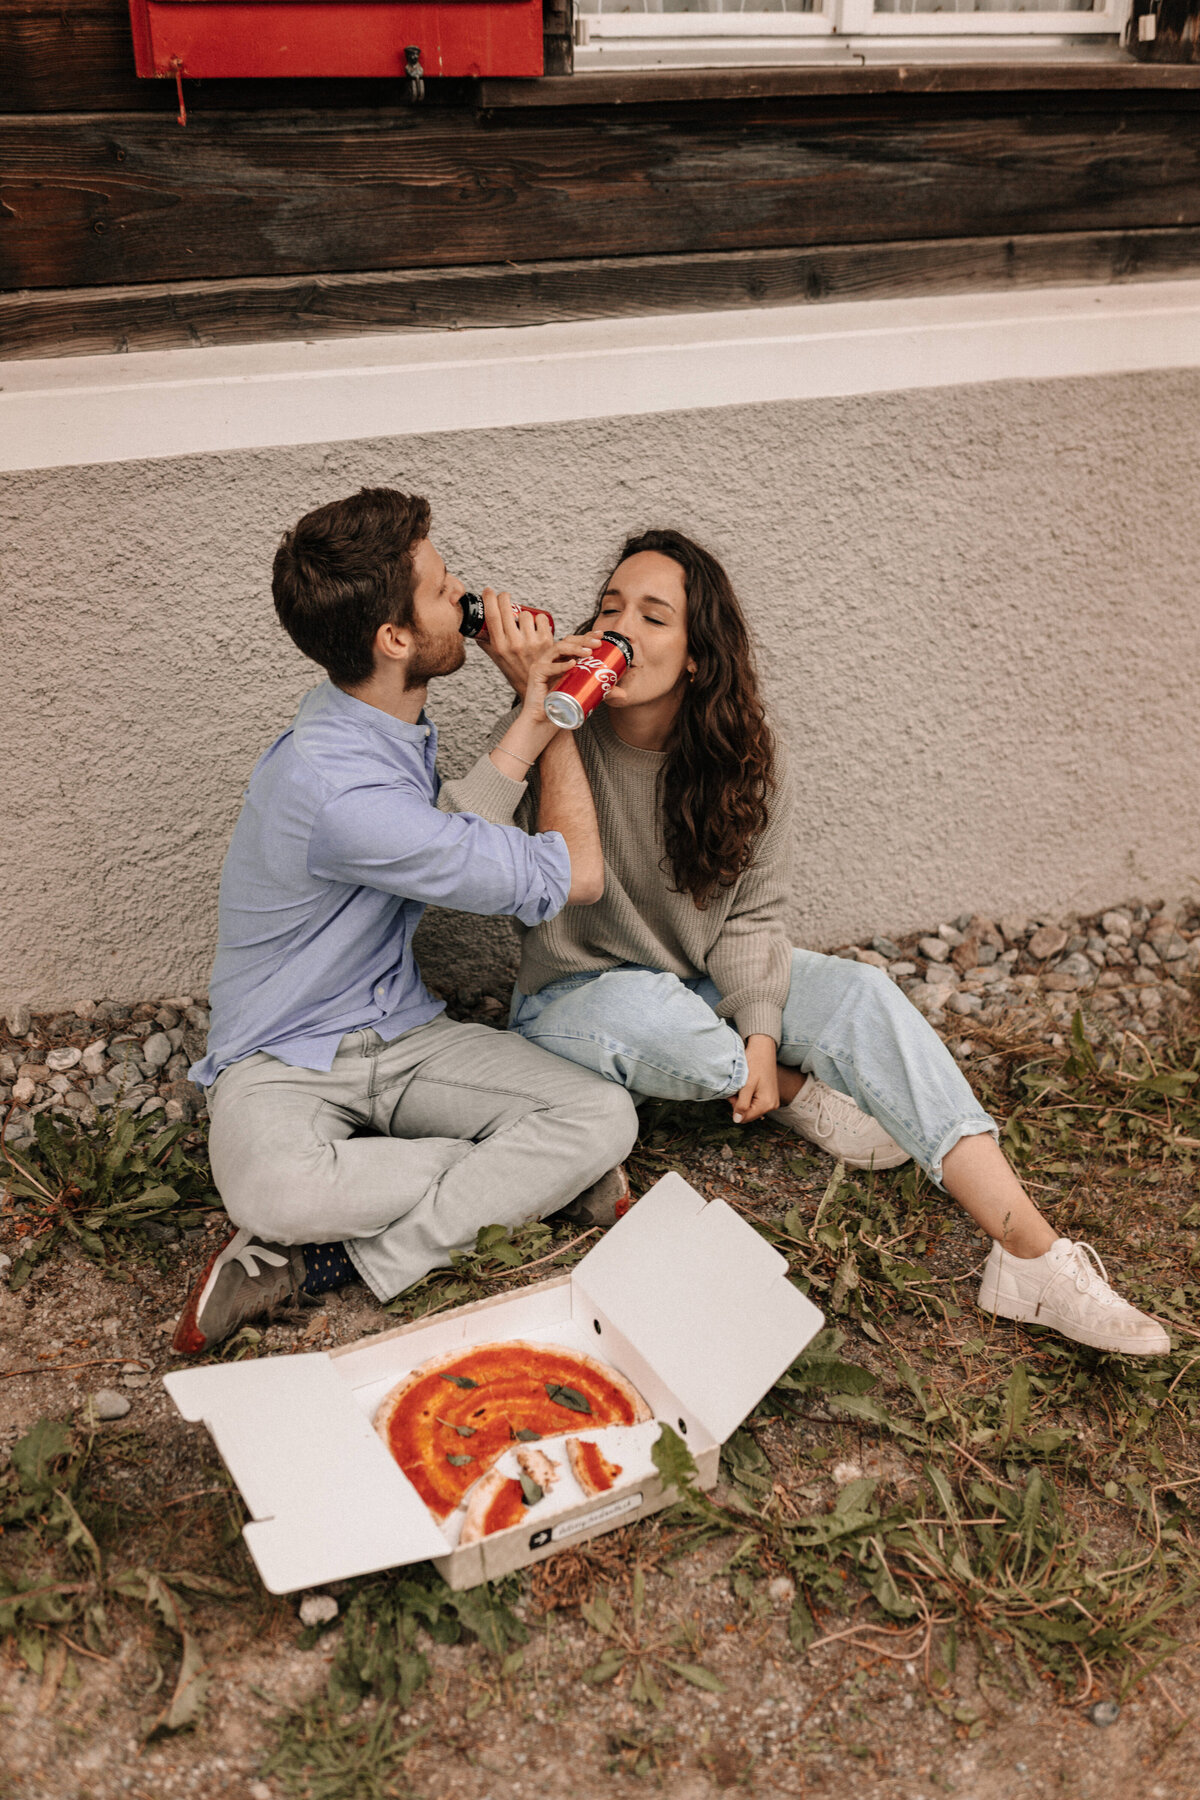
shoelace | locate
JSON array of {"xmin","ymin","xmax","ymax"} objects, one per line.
[
  {"xmin": 1057, "ymin": 1239, "xmax": 1119, "ymax": 1308},
  {"xmin": 810, "ymin": 1083, "xmax": 870, "ymax": 1141},
  {"xmin": 231, "ymin": 1240, "xmax": 288, "ymax": 1279}
]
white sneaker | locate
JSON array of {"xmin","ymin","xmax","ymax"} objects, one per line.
[
  {"xmin": 768, "ymin": 1075, "xmax": 910, "ymax": 1171},
  {"xmin": 978, "ymin": 1237, "xmax": 1170, "ymax": 1355}
]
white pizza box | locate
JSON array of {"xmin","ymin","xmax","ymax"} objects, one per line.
[{"xmin": 163, "ymin": 1171, "xmax": 823, "ymax": 1593}]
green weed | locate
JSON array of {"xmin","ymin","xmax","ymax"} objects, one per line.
[{"xmin": 1, "ymin": 1106, "xmax": 220, "ymax": 1288}]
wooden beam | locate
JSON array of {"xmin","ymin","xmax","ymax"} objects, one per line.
[
  {"xmin": 478, "ymin": 59, "xmax": 1200, "ymax": 109},
  {"xmin": 6, "ymin": 228, "xmax": 1200, "ymax": 360},
  {"xmin": 5, "ymin": 105, "xmax": 1200, "ymax": 291}
]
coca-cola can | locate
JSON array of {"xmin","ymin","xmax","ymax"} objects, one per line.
[
  {"xmin": 459, "ymin": 593, "xmax": 555, "ymax": 642},
  {"xmin": 544, "ymin": 631, "xmax": 632, "ymax": 730}
]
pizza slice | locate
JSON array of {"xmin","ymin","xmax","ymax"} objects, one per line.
[{"xmin": 566, "ymin": 1435, "xmax": 624, "ymax": 1497}]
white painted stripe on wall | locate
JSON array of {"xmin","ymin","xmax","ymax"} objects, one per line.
[{"xmin": 4, "ymin": 280, "xmax": 1200, "ymax": 473}]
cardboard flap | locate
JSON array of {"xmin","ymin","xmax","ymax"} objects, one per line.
[
  {"xmin": 164, "ymin": 1355, "xmax": 447, "ymax": 1593},
  {"xmin": 573, "ymin": 1172, "xmax": 823, "ymax": 1444}
]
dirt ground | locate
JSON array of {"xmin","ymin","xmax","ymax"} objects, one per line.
[{"xmin": 3, "ymin": 949, "xmax": 1200, "ymax": 1800}]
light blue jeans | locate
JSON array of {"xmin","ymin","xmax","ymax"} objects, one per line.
[{"xmin": 509, "ymin": 951, "xmax": 997, "ymax": 1186}]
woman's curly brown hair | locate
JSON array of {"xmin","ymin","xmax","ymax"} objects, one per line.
[{"xmin": 593, "ymin": 529, "xmax": 775, "ymax": 909}]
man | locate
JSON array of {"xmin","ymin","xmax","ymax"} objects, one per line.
[{"xmin": 174, "ymin": 487, "xmax": 638, "ymax": 1356}]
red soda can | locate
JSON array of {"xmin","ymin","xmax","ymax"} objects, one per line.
[
  {"xmin": 459, "ymin": 593, "xmax": 555, "ymax": 643},
  {"xmin": 544, "ymin": 631, "xmax": 632, "ymax": 730}
]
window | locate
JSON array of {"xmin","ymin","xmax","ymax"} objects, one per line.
[{"xmin": 574, "ymin": 0, "xmax": 1133, "ymax": 68}]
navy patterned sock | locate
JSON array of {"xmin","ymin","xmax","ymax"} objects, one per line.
[{"xmin": 300, "ymin": 1241, "xmax": 360, "ymax": 1296}]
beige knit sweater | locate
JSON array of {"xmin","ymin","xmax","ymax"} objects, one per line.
[{"xmin": 438, "ymin": 704, "xmax": 794, "ymax": 1044}]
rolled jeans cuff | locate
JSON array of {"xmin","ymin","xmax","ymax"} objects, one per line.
[{"xmin": 927, "ymin": 1116, "xmax": 999, "ymax": 1190}]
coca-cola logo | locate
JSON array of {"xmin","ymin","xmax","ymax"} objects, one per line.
[{"xmin": 575, "ymin": 656, "xmax": 620, "ymax": 691}]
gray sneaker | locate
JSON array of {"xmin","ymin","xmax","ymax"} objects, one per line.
[
  {"xmin": 553, "ymin": 1164, "xmax": 632, "ymax": 1231},
  {"xmin": 172, "ymin": 1227, "xmax": 308, "ymax": 1356}
]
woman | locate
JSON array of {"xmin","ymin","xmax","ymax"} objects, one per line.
[{"xmin": 469, "ymin": 530, "xmax": 1167, "ymax": 1356}]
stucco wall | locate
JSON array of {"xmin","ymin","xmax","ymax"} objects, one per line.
[{"xmin": 3, "ymin": 366, "xmax": 1198, "ymax": 1007}]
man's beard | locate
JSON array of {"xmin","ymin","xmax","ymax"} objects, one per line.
[{"xmin": 405, "ymin": 625, "xmax": 466, "ymax": 689}]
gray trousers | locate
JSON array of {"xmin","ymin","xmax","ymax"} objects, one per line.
[{"xmin": 206, "ymin": 1014, "xmax": 639, "ymax": 1302}]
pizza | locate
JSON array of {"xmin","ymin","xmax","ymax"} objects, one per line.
[
  {"xmin": 373, "ymin": 1340, "xmax": 651, "ymax": 1524},
  {"xmin": 566, "ymin": 1436, "xmax": 623, "ymax": 1497},
  {"xmin": 460, "ymin": 1445, "xmax": 560, "ymax": 1546}
]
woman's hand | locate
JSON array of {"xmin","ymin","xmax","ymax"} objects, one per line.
[
  {"xmin": 730, "ymin": 1034, "xmax": 780, "ymax": 1124},
  {"xmin": 476, "ymin": 588, "xmax": 556, "ymax": 699}
]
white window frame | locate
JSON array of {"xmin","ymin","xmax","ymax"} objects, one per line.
[{"xmin": 575, "ymin": 0, "xmax": 1132, "ymax": 66}]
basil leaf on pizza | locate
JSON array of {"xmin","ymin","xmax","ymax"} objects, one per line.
[
  {"xmin": 373, "ymin": 1341, "xmax": 650, "ymax": 1527},
  {"xmin": 518, "ymin": 1472, "xmax": 544, "ymax": 1507},
  {"xmin": 545, "ymin": 1383, "xmax": 592, "ymax": 1414}
]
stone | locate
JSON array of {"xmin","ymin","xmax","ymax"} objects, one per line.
[
  {"xmin": 0, "ymin": 1053, "xmax": 15, "ymax": 1082},
  {"xmin": 1133, "ymin": 967, "xmax": 1160, "ymax": 987},
  {"xmin": 937, "ymin": 924, "xmax": 964, "ymax": 947},
  {"xmin": 121, "ymin": 1372, "xmax": 152, "ymax": 1388},
  {"xmin": 138, "ymin": 1098, "xmax": 166, "ymax": 1119},
  {"xmin": 918, "ymin": 937, "xmax": 950, "ymax": 963},
  {"xmin": 975, "ymin": 942, "xmax": 999, "ymax": 966},
  {"xmin": 1102, "ymin": 911, "xmax": 1132, "ymax": 938},
  {"xmin": 89, "ymin": 1081, "xmax": 121, "ymax": 1108},
  {"xmin": 1027, "ymin": 925, "xmax": 1068, "ymax": 960},
  {"xmin": 1043, "ymin": 972, "xmax": 1079, "ymax": 992},
  {"xmin": 948, "ymin": 993, "xmax": 983, "ymax": 1016},
  {"xmin": 1097, "ymin": 971, "xmax": 1123, "ymax": 989},
  {"xmin": 903, "ymin": 983, "xmax": 946, "ymax": 1020},
  {"xmin": 155, "ymin": 1006, "xmax": 181, "ymax": 1030},
  {"xmin": 73, "ymin": 1000, "xmax": 97, "ymax": 1020},
  {"xmin": 1088, "ymin": 1700, "xmax": 1120, "ymax": 1728},
  {"xmin": 888, "ymin": 962, "xmax": 917, "ymax": 978},
  {"xmin": 1137, "ymin": 941, "xmax": 1162, "ymax": 968},
  {"xmin": 963, "ymin": 965, "xmax": 1004, "ymax": 985},
  {"xmin": 12, "ymin": 1077, "xmax": 35, "ymax": 1105},
  {"xmin": 83, "ymin": 1389, "xmax": 131, "ymax": 1422},
  {"xmin": 1152, "ymin": 932, "xmax": 1189, "ymax": 964},
  {"xmin": 1058, "ymin": 953, "xmax": 1095, "ymax": 982},
  {"xmin": 142, "ymin": 1032, "xmax": 173, "ymax": 1069},
  {"xmin": 299, "ymin": 1594, "xmax": 339, "ymax": 1628},
  {"xmin": 854, "ymin": 948, "xmax": 888, "ymax": 969},
  {"xmin": 1139, "ymin": 987, "xmax": 1162, "ymax": 1011},
  {"xmin": 923, "ymin": 961, "xmax": 959, "ymax": 987},
  {"xmin": 4, "ymin": 1005, "xmax": 31, "ymax": 1036},
  {"xmin": 81, "ymin": 1040, "xmax": 108, "ymax": 1074},
  {"xmin": 46, "ymin": 1045, "xmax": 82, "ymax": 1072},
  {"xmin": 47, "ymin": 1074, "xmax": 72, "ymax": 1096},
  {"xmin": 185, "ymin": 1005, "xmax": 211, "ymax": 1031},
  {"xmin": 871, "ymin": 936, "xmax": 900, "ymax": 960}
]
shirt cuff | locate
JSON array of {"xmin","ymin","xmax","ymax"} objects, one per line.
[
  {"xmin": 436, "ymin": 753, "xmax": 527, "ymax": 825},
  {"xmin": 734, "ymin": 1001, "xmax": 783, "ymax": 1046}
]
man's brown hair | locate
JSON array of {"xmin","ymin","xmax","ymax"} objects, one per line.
[{"xmin": 272, "ymin": 487, "xmax": 432, "ymax": 688}]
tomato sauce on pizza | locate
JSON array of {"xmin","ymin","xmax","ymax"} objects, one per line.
[{"xmin": 374, "ymin": 1340, "xmax": 650, "ymax": 1521}]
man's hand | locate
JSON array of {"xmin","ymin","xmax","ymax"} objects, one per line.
[{"xmin": 730, "ymin": 1035, "xmax": 781, "ymax": 1124}]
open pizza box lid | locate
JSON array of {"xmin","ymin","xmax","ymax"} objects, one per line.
[{"xmin": 164, "ymin": 1173, "xmax": 822, "ymax": 1594}]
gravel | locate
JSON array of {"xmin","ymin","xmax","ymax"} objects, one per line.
[{"xmin": 0, "ymin": 903, "xmax": 1195, "ymax": 1152}]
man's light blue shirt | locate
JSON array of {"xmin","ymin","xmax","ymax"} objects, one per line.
[{"xmin": 191, "ymin": 681, "xmax": 570, "ymax": 1084}]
